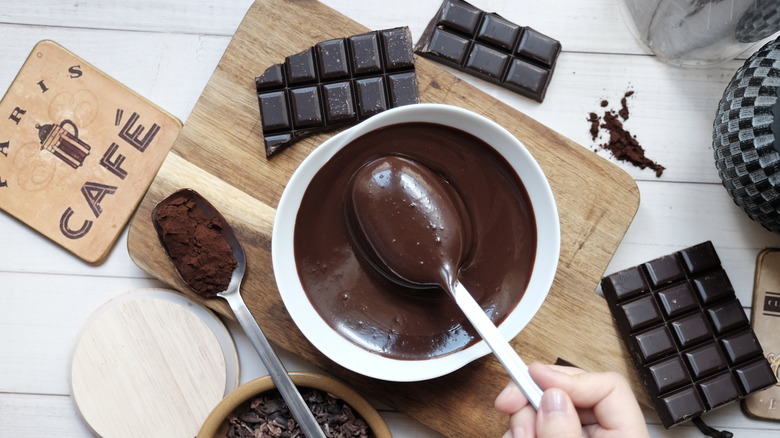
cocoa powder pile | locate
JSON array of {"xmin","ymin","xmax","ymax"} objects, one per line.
[
  {"xmin": 154, "ymin": 192, "xmax": 237, "ymax": 297},
  {"xmin": 588, "ymin": 90, "xmax": 665, "ymax": 177}
]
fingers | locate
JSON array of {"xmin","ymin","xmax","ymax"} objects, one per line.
[
  {"xmin": 496, "ymin": 381, "xmax": 582, "ymax": 438},
  {"xmin": 496, "ymin": 364, "xmax": 648, "ymax": 438},
  {"xmin": 542, "ymin": 364, "xmax": 586, "ymax": 376},
  {"xmin": 528, "ymin": 362, "xmax": 624, "ymax": 404},
  {"xmin": 528, "ymin": 363, "xmax": 646, "ymax": 434},
  {"xmin": 494, "ymin": 365, "xmax": 585, "ymax": 413},
  {"xmin": 507, "ymin": 403, "xmax": 536, "ymax": 438},
  {"xmin": 495, "ymin": 381, "xmax": 529, "ymax": 414},
  {"xmin": 535, "ymin": 388, "xmax": 584, "ymax": 438},
  {"xmin": 495, "ymin": 382, "xmax": 535, "ymax": 438}
]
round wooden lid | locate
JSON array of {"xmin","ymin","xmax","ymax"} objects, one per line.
[{"xmin": 71, "ymin": 289, "xmax": 238, "ymax": 438}]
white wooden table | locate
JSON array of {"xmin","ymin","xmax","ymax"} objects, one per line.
[{"xmin": 3, "ymin": 1, "xmax": 780, "ymax": 436}]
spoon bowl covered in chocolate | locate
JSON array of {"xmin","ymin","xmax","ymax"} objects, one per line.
[
  {"xmin": 345, "ymin": 155, "xmax": 472, "ymax": 292},
  {"xmin": 345, "ymin": 156, "xmax": 544, "ymax": 409},
  {"xmin": 153, "ymin": 189, "xmax": 326, "ymax": 438}
]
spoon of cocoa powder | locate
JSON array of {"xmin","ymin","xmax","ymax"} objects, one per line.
[
  {"xmin": 153, "ymin": 189, "xmax": 326, "ymax": 438},
  {"xmin": 345, "ymin": 156, "xmax": 544, "ymax": 410}
]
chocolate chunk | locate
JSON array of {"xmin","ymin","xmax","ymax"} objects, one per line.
[
  {"xmin": 355, "ymin": 77, "xmax": 387, "ymax": 119},
  {"xmin": 601, "ymin": 266, "xmax": 648, "ymax": 302},
  {"xmin": 289, "ymin": 86, "xmax": 323, "ymax": 128},
  {"xmin": 386, "ymin": 72, "xmax": 418, "ymax": 106},
  {"xmin": 617, "ymin": 294, "xmax": 662, "ymax": 332},
  {"xmin": 693, "ymin": 269, "xmax": 734, "ymax": 304},
  {"xmin": 415, "ymin": 0, "xmax": 560, "ymax": 102},
  {"xmin": 644, "ymin": 253, "xmax": 685, "ymax": 287},
  {"xmin": 600, "ymin": 241, "xmax": 777, "ymax": 428},
  {"xmin": 684, "ymin": 343, "xmax": 727, "ymax": 379},
  {"xmin": 661, "ymin": 386, "xmax": 705, "ymax": 425},
  {"xmin": 322, "ymin": 82, "xmax": 356, "ymax": 123},
  {"xmin": 285, "ymin": 49, "xmax": 317, "ymax": 84},
  {"xmin": 656, "ymin": 283, "xmax": 698, "ymax": 318},
  {"xmin": 707, "ymin": 299, "xmax": 749, "ymax": 335},
  {"xmin": 670, "ymin": 313, "xmax": 712, "ymax": 349},
  {"xmin": 349, "ymin": 32, "xmax": 383, "ymax": 75},
  {"xmin": 680, "ymin": 242, "xmax": 721, "ymax": 274},
  {"xmin": 720, "ymin": 329, "xmax": 763, "ymax": 364},
  {"xmin": 648, "ymin": 356, "xmax": 690, "ymax": 394},
  {"xmin": 255, "ymin": 27, "xmax": 419, "ymax": 158},
  {"xmin": 736, "ymin": 358, "xmax": 778, "ymax": 394},
  {"xmin": 699, "ymin": 372, "xmax": 741, "ymax": 409},
  {"xmin": 633, "ymin": 326, "xmax": 675, "ymax": 363},
  {"xmin": 226, "ymin": 387, "xmax": 373, "ymax": 438},
  {"xmin": 381, "ymin": 27, "xmax": 416, "ymax": 70},
  {"xmin": 316, "ymin": 39, "xmax": 350, "ymax": 79}
]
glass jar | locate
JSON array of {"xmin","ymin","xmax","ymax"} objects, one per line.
[{"xmin": 620, "ymin": 0, "xmax": 780, "ymax": 67}]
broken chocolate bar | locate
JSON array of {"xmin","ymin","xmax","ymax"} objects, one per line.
[
  {"xmin": 256, "ymin": 27, "xmax": 419, "ymax": 158},
  {"xmin": 601, "ymin": 241, "xmax": 776, "ymax": 428},
  {"xmin": 414, "ymin": 0, "xmax": 560, "ymax": 102}
]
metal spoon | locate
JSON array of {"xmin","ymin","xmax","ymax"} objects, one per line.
[
  {"xmin": 345, "ymin": 157, "xmax": 544, "ymax": 409},
  {"xmin": 153, "ymin": 189, "xmax": 325, "ymax": 437}
]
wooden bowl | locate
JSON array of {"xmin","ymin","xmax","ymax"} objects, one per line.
[{"xmin": 198, "ymin": 371, "xmax": 391, "ymax": 438}]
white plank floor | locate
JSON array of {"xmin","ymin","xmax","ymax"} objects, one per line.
[{"xmin": 3, "ymin": 1, "xmax": 780, "ymax": 437}]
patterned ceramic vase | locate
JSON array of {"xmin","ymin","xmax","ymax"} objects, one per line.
[{"xmin": 713, "ymin": 36, "xmax": 780, "ymax": 234}]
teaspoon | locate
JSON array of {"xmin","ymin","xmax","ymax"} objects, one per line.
[
  {"xmin": 153, "ymin": 189, "xmax": 326, "ymax": 437},
  {"xmin": 345, "ymin": 157, "xmax": 543, "ymax": 409}
]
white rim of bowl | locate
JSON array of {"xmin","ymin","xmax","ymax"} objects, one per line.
[{"xmin": 272, "ymin": 103, "xmax": 560, "ymax": 382}]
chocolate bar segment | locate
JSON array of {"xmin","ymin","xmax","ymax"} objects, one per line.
[
  {"xmin": 737, "ymin": 359, "xmax": 778, "ymax": 393},
  {"xmin": 255, "ymin": 27, "xmax": 419, "ymax": 158},
  {"xmin": 699, "ymin": 372, "xmax": 741, "ymax": 409},
  {"xmin": 661, "ymin": 387, "xmax": 705, "ymax": 425},
  {"xmin": 601, "ymin": 241, "xmax": 777, "ymax": 428},
  {"xmin": 415, "ymin": 0, "xmax": 560, "ymax": 102}
]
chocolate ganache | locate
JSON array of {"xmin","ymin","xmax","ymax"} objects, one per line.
[{"xmin": 293, "ymin": 122, "xmax": 536, "ymax": 360}]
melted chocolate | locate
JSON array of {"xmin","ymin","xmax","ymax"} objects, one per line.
[{"xmin": 293, "ymin": 123, "xmax": 536, "ymax": 360}]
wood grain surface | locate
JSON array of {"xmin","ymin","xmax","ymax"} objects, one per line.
[
  {"xmin": 126, "ymin": 1, "xmax": 642, "ymax": 436},
  {"xmin": 71, "ymin": 293, "xmax": 229, "ymax": 438}
]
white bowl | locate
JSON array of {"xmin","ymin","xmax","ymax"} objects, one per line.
[{"xmin": 273, "ymin": 103, "xmax": 559, "ymax": 382}]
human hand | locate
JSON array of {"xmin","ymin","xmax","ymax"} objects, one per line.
[{"xmin": 494, "ymin": 362, "xmax": 649, "ymax": 438}]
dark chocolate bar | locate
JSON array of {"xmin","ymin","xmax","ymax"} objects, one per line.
[
  {"xmin": 601, "ymin": 241, "xmax": 776, "ymax": 428},
  {"xmin": 414, "ymin": 0, "xmax": 560, "ymax": 102},
  {"xmin": 255, "ymin": 27, "xmax": 419, "ymax": 158}
]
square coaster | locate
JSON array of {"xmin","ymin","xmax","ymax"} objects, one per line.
[
  {"xmin": 0, "ymin": 40, "xmax": 181, "ymax": 263},
  {"xmin": 743, "ymin": 248, "xmax": 780, "ymax": 420}
]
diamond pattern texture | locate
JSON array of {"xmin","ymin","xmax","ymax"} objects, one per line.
[
  {"xmin": 713, "ymin": 37, "xmax": 780, "ymax": 235},
  {"xmin": 736, "ymin": 0, "xmax": 780, "ymax": 43}
]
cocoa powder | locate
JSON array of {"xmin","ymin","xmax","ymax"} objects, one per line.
[
  {"xmin": 154, "ymin": 192, "xmax": 237, "ymax": 297},
  {"xmin": 618, "ymin": 91, "xmax": 633, "ymax": 120},
  {"xmin": 587, "ymin": 90, "xmax": 665, "ymax": 177},
  {"xmin": 587, "ymin": 112, "xmax": 600, "ymax": 141}
]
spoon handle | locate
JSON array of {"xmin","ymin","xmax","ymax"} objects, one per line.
[
  {"xmin": 222, "ymin": 291, "xmax": 326, "ymax": 438},
  {"xmin": 453, "ymin": 281, "xmax": 544, "ymax": 410}
]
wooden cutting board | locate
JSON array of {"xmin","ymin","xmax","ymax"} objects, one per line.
[{"xmin": 127, "ymin": 1, "xmax": 642, "ymax": 436}]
